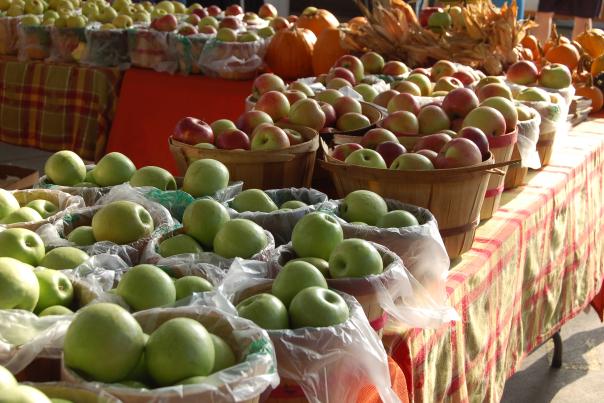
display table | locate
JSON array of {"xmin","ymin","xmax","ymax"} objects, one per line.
[
  {"xmin": 0, "ymin": 57, "xmax": 122, "ymax": 161},
  {"xmin": 384, "ymin": 117, "xmax": 604, "ymax": 402}
]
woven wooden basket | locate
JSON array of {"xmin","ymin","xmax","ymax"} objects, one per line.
[
  {"xmin": 504, "ymin": 145, "xmax": 528, "ymax": 189},
  {"xmin": 169, "ymin": 125, "xmax": 319, "ymax": 190},
  {"xmin": 536, "ymin": 130, "xmax": 556, "ymax": 167}
]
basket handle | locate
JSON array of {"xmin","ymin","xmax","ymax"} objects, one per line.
[{"xmin": 486, "ymin": 168, "xmax": 506, "ymax": 176}]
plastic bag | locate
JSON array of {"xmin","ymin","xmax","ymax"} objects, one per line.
[
  {"xmin": 226, "ymin": 188, "xmax": 328, "ymax": 246},
  {"xmin": 220, "ymin": 263, "xmax": 399, "ymax": 403},
  {"xmin": 23, "ymin": 382, "xmax": 122, "ymax": 403},
  {"xmin": 48, "ymin": 27, "xmax": 87, "ymax": 63},
  {"xmin": 61, "ymin": 305, "xmax": 279, "ymax": 403},
  {"xmin": 168, "ymin": 32, "xmax": 211, "ymax": 75},
  {"xmin": 82, "ymin": 28, "xmax": 130, "ymax": 68},
  {"xmin": 17, "ymin": 24, "xmax": 52, "ymax": 61},
  {"xmin": 514, "ymin": 105, "xmax": 542, "ymax": 169},
  {"xmin": 128, "ymin": 28, "xmax": 178, "ymax": 74},
  {"xmin": 0, "ymin": 16, "xmax": 20, "ymax": 55},
  {"xmin": 199, "ymin": 37, "xmax": 268, "ymax": 80}
]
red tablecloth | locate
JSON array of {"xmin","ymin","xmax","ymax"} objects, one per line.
[{"xmin": 106, "ymin": 68, "xmax": 252, "ymax": 173}]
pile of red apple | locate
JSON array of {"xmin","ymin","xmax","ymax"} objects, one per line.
[{"xmin": 506, "ymin": 60, "xmax": 572, "ymax": 90}]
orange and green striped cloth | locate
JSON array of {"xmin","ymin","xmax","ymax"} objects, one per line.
[
  {"xmin": 0, "ymin": 57, "xmax": 122, "ymax": 161},
  {"xmin": 384, "ymin": 117, "xmax": 604, "ymax": 402}
]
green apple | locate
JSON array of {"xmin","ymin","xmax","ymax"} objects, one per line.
[
  {"xmin": 20, "ymin": 14, "xmax": 41, "ymax": 26},
  {"xmin": 24, "ymin": 0, "xmax": 45, "ymax": 14},
  {"xmin": 39, "ymin": 305, "xmax": 74, "ymax": 316},
  {"xmin": 116, "ymin": 264, "xmax": 176, "ymax": 311},
  {"xmin": 92, "ymin": 152, "xmax": 135, "ymax": 187},
  {"xmin": 0, "ymin": 206, "xmax": 43, "ymax": 224},
  {"xmin": 174, "ymin": 276, "xmax": 213, "ymax": 300},
  {"xmin": 112, "ymin": 13, "xmax": 133, "ymax": 28},
  {"xmin": 280, "ymin": 200, "xmax": 307, "ymax": 209},
  {"xmin": 236, "ymin": 293, "xmax": 289, "ymax": 330},
  {"xmin": 213, "ymin": 219, "xmax": 268, "ymax": 259},
  {"xmin": 44, "ymin": 9, "xmax": 60, "ymax": 21},
  {"xmin": 231, "ymin": 189, "xmax": 278, "ymax": 213},
  {"xmin": 146, "ymin": 317, "xmax": 214, "ymax": 386},
  {"xmin": 0, "ymin": 189, "xmax": 19, "ymax": 221},
  {"xmin": 158, "ymin": 234, "xmax": 203, "ymax": 257},
  {"xmin": 272, "ymin": 261, "xmax": 327, "ymax": 307},
  {"xmin": 6, "ymin": 5, "xmax": 24, "ymax": 16},
  {"xmin": 67, "ymin": 226, "xmax": 96, "ymax": 246},
  {"xmin": 0, "ymin": 364, "xmax": 17, "ymax": 389},
  {"xmin": 288, "ymin": 257, "xmax": 330, "ymax": 277},
  {"xmin": 376, "ymin": 210, "xmax": 419, "ymax": 228},
  {"xmin": 0, "ymin": 257, "xmax": 39, "ymax": 311},
  {"xmin": 345, "ymin": 149, "xmax": 387, "ymax": 169},
  {"xmin": 133, "ymin": 10, "xmax": 150, "ymax": 23},
  {"xmin": 0, "ymin": 385, "xmax": 52, "ymax": 402},
  {"xmin": 40, "ymin": 247, "xmax": 89, "ymax": 270},
  {"xmin": 216, "ymin": 27, "xmax": 237, "ymax": 42},
  {"xmin": 353, "ymin": 83, "xmax": 379, "ymax": 102},
  {"xmin": 26, "ymin": 199, "xmax": 59, "ymax": 219},
  {"xmin": 97, "ymin": 5, "xmax": 119, "ymax": 23},
  {"xmin": 210, "ymin": 333, "xmax": 236, "ymax": 373},
  {"xmin": 291, "ymin": 212, "xmax": 343, "ymax": 260},
  {"xmin": 179, "ymin": 375, "xmax": 207, "ymax": 385},
  {"xmin": 92, "ymin": 201, "xmax": 154, "ymax": 245},
  {"xmin": 237, "ymin": 31, "xmax": 259, "ymax": 42},
  {"xmin": 328, "ymin": 238, "xmax": 383, "ymax": 278},
  {"xmin": 257, "ymin": 26, "xmax": 275, "ymax": 38},
  {"xmin": 289, "ymin": 287, "xmax": 349, "ymax": 328},
  {"xmin": 44, "ymin": 150, "xmax": 86, "ymax": 186},
  {"xmin": 64, "ymin": 303, "xmax": 145, "ymax": 383},
  {"xmin": 182, "ymin": 159, "xmax": 229, "ymax": 198},
  {"xmin": 124, "ymin": 333, "xmax": 151, "ymax": 384},
  {"xmin": 129, "ymin": 166, "xmax": 177, "ymax": 191},
  {"xmin": 198, "ymin": 16, "xmax": 218, "ymax": 29},
  {"xmin": 210, "ymin": 119, "xmax": 236, "ymax": 136},
  {"xmin": 0, "ymin": 228, "xmax": 45, "ymax": 266},
  {"xmin": 34, "ymin": 267, "xmax": 74, "ymax": 313},
  {"xmin": 339, "ymin": 190, "xmax": 388, "ymax": 226},
  {"xmin": 155, "ymin": 0, "xmax": 174, "ymax": 14},
  {"xmin": 66, "ymin": 15, "xmax": 87, "ymax": 28},
  {"xmin": 182, "ymin": 199, "xmax": 230, "ymax": 249}
]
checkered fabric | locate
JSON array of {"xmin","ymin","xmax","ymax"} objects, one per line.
[
  {"xmin": 0, "ymin": 57, "xmax": 122, "ymax": 161},
  {"xmin": 384, "ymin": 117, "xmax": 604, "ymax": 403}
]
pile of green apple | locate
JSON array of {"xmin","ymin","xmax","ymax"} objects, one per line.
[
  {"xmin": 0, "ymin": 365, "xmax": 63, "ymax": 403},
  {"xmin": 336, "ymin": 190, "xmax": 420, "ymax": 228},
  {"xmin": 63, "ymin": 303, "xmax": 238, "ymax": 388},
  {"xmin": 229, "ymin": 188, "xmax": 308, "ymax": 213},
  {"xmin": 0, "ymin": 189, "xmax": 60, "ymax": 225}
]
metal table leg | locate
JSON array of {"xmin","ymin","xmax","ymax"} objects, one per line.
[{"xmin": 551, "ymin": 331, "xmax": 563, "ymax": 368}]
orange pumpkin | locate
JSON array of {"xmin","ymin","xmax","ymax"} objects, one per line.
[
  {"xmin": 576, "ymin": 83, "xmax": 604, "ymax": 112},
  {"xmin": 348, "ymin": 16, "xmax": 368, "ymax": 27},
  {"xmin": 521, "ymin": 34, "xmax": 541, "ymax": 60},
  {"xmin": 265, "ymin": 27, "xmax": 317, "ymax": 80},
  {"xmin": 575, "ymin": 29, "xmax": 604, "ymax": 58},
  {"xmin": 591, "ymin": 54, "xmax": 604, "ymax": 76},
  {"xmin": 545, "ymin": 43, "xmax": 580, "ymax": 70},
  {"xmin": 312, "ymin": 27, "xmax": 348, "ymax": 75},
  {"xmin": 295, "ymin": 7, "xmax": 339, "ymax": 38}
]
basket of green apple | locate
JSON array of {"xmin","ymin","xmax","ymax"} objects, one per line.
[
  {"xmin": 225, "ymin": 187, "xmax": 328, "ymax": 246},
  {"xmin": 169, "ymin": 118, "xmax": 320, "ymax": 190},
  {"xmin": 82, "ymin": 24, "xmax": 130, "ymax": 68},
  {"xmin": 17, "ymin": 17, "xmax": 52, "ymax": 61},
  {"xmin": 140, "ymin": 198, "xmax": 275, "ymax": 269},
  {"xmin": 49, "ymin": 19, "xmax": 88, "ymax": 63},
  {"xmin": 60, "ymin": 303, "xmax": 278, "ymax": 403},
  {"xmin": 0, "ymin": 188, "xmax": 84, "ymax": 231},
  {"xmin": 223, "ymin": 265, "xmax": 398, "ymax": 403},
  {"xmin": 0, "ymin": 15, "xmax": 22, "ymax": 56}
]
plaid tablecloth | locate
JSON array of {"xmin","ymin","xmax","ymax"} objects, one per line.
[
  {"xmin": 0, "ymin": 57, "xmax": 122, "ymax": 161},
  {"xmin": 384, "ymin": 117, "xmax": 604, "ymax": 403}
]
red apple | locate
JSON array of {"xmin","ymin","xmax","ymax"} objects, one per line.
[
  {"xmin": 462, "ymin": 106, "xmax": 506, "ymax": 137},
  {"xmin": 452, "ymin": 70, "xmax": 475, "ymax": 86},
  {"xmin": 480, "ymin": 96, "xmax": 517, "ymax": 133},
  {"xmin": 254, "ymin": 91, "xmax": 290, "ymax": 121},
  {"xmin": 186, "ymin": 14, "xmax": 201, "ymax": 25},
  {"xmin": 419, "ymin": 7, "xmax": 442, "ymax": 27},
  {"xmin": 435, "ymin": 137, "xmax": 482, "ymax": 168},
  {"xmin": 476, "ymin": 83, "xmax": 513, "ymax": 102},
  {"xmin": 360, "ymin": 128, "xmax": 399, "ymax": 149},
  {"xmin": 412, "ymin": 133, "xmax": 452, "ymax": 153},
  {"xmin": 381, "ymin": 111, "xmax": 419, "ymax": 136},
  {"xmin": 250, "ymin": 125, "xmax": 290, "ymax": 150},
  {"xmin": 207, "ymin": 5, "xmax": 221, "ymax": 16},
  {"xmin": 451, "ymin": 118, "xmax": 464, "ymax": 132},
  {"xmin": 387, "ymin": 92, "xmax": 421, "ymax": 115},
  {"xmin": 382, "ymin": 61, "xmax": 408, "ymax": 76},
  {"xmin": 376, "ymin": 141, "xmax": 407, "ymax": 166},
  {"xmin": 252, "ymin": 73, "xmax": 286, "ymax": 97},
  {"xmin": 173, "ymin": 117, "xmax": 214, "ymax": 145},
  {"xmin": 416, "ymin": 149, "xmax": 438, "ymax": 165},
  {"xmin": 334, "ymin": 55, "xmax": 365, "ymax": 83},
  {"xmin": 458, "ymin": 127, "xmax": 490, "ymax": 158},
  {"xmin": 333, "ymin": 96, "xmax": 362, "ymax": 117},
  {"xmin": 327, "ymin": 67, "xmax": 356, "ymax": 86},
  {"xmin": 199, "ymin": 25, "xmax": 217, "ymax": 35},
  {"xmin": 410, "ymin": 67, "xmax": 430, "ymax": 77},
  {"xmin": 283, "ymin": 128, "xmax": 304, "ymax": 145},
  {"xmin": 284, "ymin": 90, "xmax": 307, "ymax": 105},
  {"xmin": 216, "ymin": 129, "xmax": 250, "ymax": 150},
  {"xmin": 152, "ymin": 14, "xmax": 178, "ymax": 32},
  {"xmin": 237, "ymin": 110, "xmax": 274, "ymax": 135},
  {"xmin": 373, "ymin": 90, "xmax": 399, "ymax": 108},
  {"xmin": 506, "ymin": 60, "xmax": 539, "ymax": 85},
  {"xmin": 431, "ymin": 60, "xmax": 457, "ymax": 80},
  {"xmin": 442, "ymin": 88, "xmax": 479, "ymax": 119},
  {"xmin": 270, "ymin": 16, "xmax": 290, "ymax": 30},
  {"xmin": 259, "ymin": 3, "xmax": 278, "ymax": 19},
  {"xmin": 289, "ymin": 99, "xmax": 326, "ymax": 131},
  {"xmin": 332, "ymin": 143, "xmax": 363, "ymax": 161},
  {"xmin": 392, "ymin": 81, "xmax": 421, "ymax": 96},
  {"xmin": 418, "ymin": 105, "xmax": 450, "ymax": 135},
  {"xmin": 192, "ymin": 8, "xmax": 209, "ymax": 18},
  {"xmin": 219, "ymin": 16, "xmax": 242, "ymax": 30},
  {"xmin": 178, "ymin": 23, "xmax": 198, "ymax": 36},
  {"xmin": 361, "ymin": 52, "xmax": 385, "ymax": 74},
  {"xmin": 319, "ymin": 102, "xmax": 337, "ymax": 127},
  {"xmin": 225, "ymin": 4, "xmax": 243, "ymax": 16}
]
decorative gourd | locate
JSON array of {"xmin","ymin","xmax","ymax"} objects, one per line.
[
  {"xmin": 591, "ymin": 54, "xmax": 604, "ymax": 76},
  {"xmin": 521, "ymin": 34, "xmax": 540, "ymax": 61},
  {"xmin": 265, "ymin": 27, "xmax": 317, "ymax": 80},
  {"xmin": 545, "ymin": 43, "xmax": 581, "ymax": 70},
  {"xmin": 576, "ymin": 29, "xmax": 604, "ymax": 59},
  {"xmin": 576, "ymin": 78, "xmax": 604, "ymax": 113},
  {"xmin": 295, "ymin": 7, "xmax": 339, "ymax": 38},
  {"xmin": 312, "ymin": 27, "xmax": 348, "ymax": 75}
]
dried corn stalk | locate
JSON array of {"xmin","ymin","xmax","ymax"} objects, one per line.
[{"xmin": 342, "ymin": 0, "xmax": 537, "ymax": 75}]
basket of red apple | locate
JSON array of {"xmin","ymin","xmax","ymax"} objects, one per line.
[
  {"xmin": 60, "ymin": 303, "xmax": 278, "ymax": 403},
  {"xmin": 127, "ymin": 19, "xmax": 178, "ymax": 73},
  {"xmin": 169, "ymin": 117, "xmax": 320, "ymax": 190},
  {"xmin": 141, "ymin": 198, "xmax": 275, "ymax": 269},
  {"xmin": 0, "ymin": 188, "xmax": 84, "ymax": 231},
  {"xmin": 222, "ymin": 263, "xmax": 399, "ymax": 403},
  {"xmin": 225, "ymin": 187, "xmax": 328, "ymax": 246}
]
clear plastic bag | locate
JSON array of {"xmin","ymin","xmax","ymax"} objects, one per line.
[
  {"xmin": 82, "ymin": 28, "xmax": 130, "ymax": 68},
  {"xmin": 23, "ymin": 382, "xmax": 122, "ymax": 403},
  {"xmin": 128, "ymin": 28, "xmax": 178, "ymax": 74},
  {"xmin": 168, "ymin": 32, "xmax": 211, "ymax": 75},
  {"xmin": 0, "ymin": 16, "xmax": 20, "ymax": 55},
  {"xmin": 514, "ymin": 105, "xmax": 542, "ymax": 169},
  {"xmin": 199, "ymin": 37, "xmax": 268, "ymax": 80},
  {"xmin": 61, "ymin": 305, "xmax": 279, "ymax": 403},
  {"xmin": 17, "ymin": 24, "xmax": 52, "ymax": 61},
  {"xmin": 48, "ymin": 27, "xmax": 87, "ymax": 63},
  {"xmin": 225, "ymin": 188, "xmax": 328, "ymax": 246}
]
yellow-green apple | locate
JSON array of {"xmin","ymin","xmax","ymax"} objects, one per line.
[
  {"xmin": 219, "ymin": 16, "xmax": 242, "ymax": 30},
  {"xmin": 254, "ymin": 90, "xmax": 290, "ymax": 121},
  {"xmin": 0, "ymin": 364, "xmax": 16, "ymax": 389},
  {"xmin": 111, "ymin": 0, "xmax": 130, "ymax": 13},
  {"xmin": 211, "ymin": 119, "xmax": 236, "ymax": 137},
  {"xmin": 179, "ymin": 376, "xmax": 207, "ymax": 385},
  {"xmin": 232, "ymin": 189, "xmax": 278, "ymax": 213},
  {"xmin": 516, "ymin": 105, "xmax": 533, "ymax": 121},
  {"xmin": 207, "ymin": 5, "xmax": 221, "ymax": 16},
  {"xmin": 44, "ymin": 9, "xmax": 60, "ymax": 21},
  {"xmin": 112, "ymin": 14, "xmax": 133, "ymax": 28},
  {"xmin": 413, "ymin": 132, "xmax": 452, "ymax": 153},
  {"xmin": 476, "ymin": 83, "xmax": 513, "ymax": 102},
  {"xmin": 418, "ymin": 105, "xmax": 451, "ymax": 135},
  {"xmin": 44, "ymin": 150, "xmax": 86, "ymax": 186},
  {"xmin": 406, "ymin": 73, "xmax": 432, "ymax": 96},
  {"xmin": 283, "ymin": 128, "xmax": 304, "ymax": 145},
  {"xmin": 225, "ymin": 3, "xmax": 242, "ymax": 16},
  {"xmin": 415, "ymin": 149, "xmax": 439, "ymax": 165},
  {"xmin": 334, "ymin": 55, "xmax": 364, "ymax": 83},
  {"xmin": 506, "ymin": 60, "xmax": 539, "ymax": 85},
  {"xmin": 0, "ymin": 228, "xmax": 45, "ymax": 266},
  {"xmin": 333, "ymin": 96, "xmax": 362, "ymax": 117},
  {"xmin": 97, "ymin": 5, "xmax": 119, "ymax": 23},
  {"xmin": 116, "ymin": 264, "xmax": 175, "ymax": 311},
  {"xmin": 319, "ymin": 101, "xmax": 337, "ymax": 127},
  {"xmin": 539, "ymin": 63, "xmax": 572, "ymax": 89},
  {"xmin": 475, "ymin": 76, "xmax": 505, "ymax": 91},
  {"xmin": 292, "ymin": 212, "xmax": 343, "ymax": 260},
  {"xmin": 64, "ymin": 303, "xmax": 145, "ymax": 382},
  {"xmin": 516, "ymin": 87, "xmax": 550, "ymax": 102},
  {"xmin": 480, "ymin": 96, "xmax": 517, "ymax": 133},
  {"xmin": 328, "ymin": 238, "xmax": 383, "ymax": 278},
  {"xmin": 34, "ymin": 267, "xmax": 73, "ymax": 313},
  {"xmin": 376, "ymin": 141, "xmax": 407, "ymax": 167},
  {"xmin": 281, "ymin": 200, "xmax": 307, "ymax": 209},
  {"xmin": 6, "ymin": 5, "xmax": 24, "ymax": 17},
  {"xmin": 236, "ymin": 293, "xmax": 289, "ymax": 329},
  {"xmin": 433, "ymin": 76, "xmax": 463, "ymax": 93},
  {"xmin": 382, "ymin": 60, "xmax": 408, "ymax": 76},
  {"xmin": 442, "ymin": 88, "xmax": 479, "ymax": 119},
  {"xmin": 336, "ymin": 113, "xmax": 371, "ymax": 131},
  {"xmin": 392, "ymin": 80, "xmax": 421, "ymax": 96},
  {"xmin": 174, "ymin": 276, "xmax": 213, "ymax": 300},
  {"xmin": 381, "ymin": 111, "xmax": 419, "ymax": 136},
  {"xmin": 458, "ymin": 126, "xmax": 490, "ymax": 158},
  {"xmin": 216, "ymin": 27, "xmax": 237, "ymax": 41},
  {"xmin": 0, "ymin": 189, "xmax": 19, "ymax": 221},
  {"xmin": 289, "ymin": 287, "xmax": 349, "ymax": 328},
  {"xmin": 0, "ymin": 257, "xmax": 38, "ymax": 310},
  {"xmin": 40, "ymin": 247, "xmax": 89, "ymax": 270},
  {"xmin": 327, "ymin": 67, "xmax": 356, "ymax": 86},
  {"xmin": 178, "ymin": 22, "xmax": 198, "ymax": 36},
  {"xmin": 238, "ymin": 31, "xmax": 259, "ymax": 42},
  {"xmin": 269, "ymin": 15, "xmax": 290, "ymax": 30},
  {"xmin": 435, "ymin": 137, "xmax": 482, "ymax": 168},
  {"xmin": 198, "ymin": 15, "xmax": 218, "ymax": 28},
  {"xmin": 259, "ymin": 3, "xmax": 277, "ymax": 19},
  {"xmin": 39, "ymin": 305, "xmax": 74, "ymax": 316},
  {"xmin": 390, "ymin": 153, "xmax": 435, "ymax": 170},
  {"xmin": 326, "ymin": 77, "xmax": 352, "ymax": 90},
  {"xmin": 257, "ymin": 26, "xmax": 275, "ymax": 38},
  {"xmin": 66, "ymin": 15, "xmax": 87, "ymax": 28},
  {"xmin": 353, "ymin": 83, "xmax": 379, "ymax": 102},
  {"xmin": 237, "ymin": 110, "xmax": 273, "ymax": 135},
  {"xmin": 315, "ymin": 88, "xmax": 343, "ymax": 105},
  {"xmin": 0, "ymin": 206, "xmax": 43, "ymax": 224},
  {"xmin": 288, "ymin": 99, "xmax": 326, "ymax": 130},
  {"xmin": 252, "ymin": 73, "xmax": 285, "ymax": 98},
  {"xmin": 251, "ymin": 125, "xmax": 290, "ymax": 150},
  {"xmin": 195, "ymin": 142, "xmax": 217, "ymax": 149},
  {"xmin": 387, "ymin": 92, "xmax": 421, "ymax": 115},
  {"xmin": 462, "ymin": 106, "xmax": 506, "ymax": 136},
  {"xmin": 377, "ymin": 210, "xmax": 419, "ymax": 228},
  {"xmin": 361, "ymin": 51, "xmax": 384, "ymax": 74},
  {"xmin": 129, "ymin": 166, "xmax": 176, "ymax": 191},
  {"xmin": 183, "ymin": 198, "xmax": 230, "ymax": 248},
  {"xmin": 24, "ymin": 0, "xmax": 44, "ymax": 14},
  {"xmin": 428, "ymin": 10, "xmax": 452, "ymax": 30},
  {"xmin": 26, "ymin": 199, "xmax": 58, "ymax": 219},
  {"xmin": 146, "ymin": 317, "xmax": 214, "ymax": 386},
  {"xmin": 360, "ymin": 128, "xmax": 399, "ymax": 149},
  {"xmin": 21, "ymin": 14, "xmax": 41, "ymax": 26},
  {"xmin": 288, "ymin": 81, "xmax": 314, "ymax": 97},
  {"xmin": 339, "ymin": 190, "xmax": 387, "ymax": 225},
  {"xmin": 92, "ymin": 152, "xmax": 135, "ymax": 186},
  {"xmin": 431, "ymin": 59, "xmax": 456, "ymax": 80},
  {"xmin": 67, "ymin": 226, "xmax": 96, "ymax": 246},
  {"xmin": 92, "ymin": 201, "xmax": 153, "ymax": 244},
  {"xmin": 155, "ymin": 0, "xmax": 174, "ymax": 13},
  {"xmin": 332, "ymin": 143, "xmax": 363, "ymax": 161},
  {"xmin": 158, "ymin": 234, "xmax": 203, "ymax": 257},
  {"xmin": 183, "ymin": 158, "xmax": 230, "ymax": 197},
  {"xmin": 172, "ymin": 1, "xmax": 187, "ymax": 14},
  {"xmin": 373, "ymin": 89, "xmax": 399, "ymax": 108},
  {"xmin": 209, "ymin": 333, "xmax": 236, "ymax": 372},
  {"xmin": 0, "ymin": 385, "xmax": 51, "ymax": 402},
  {"xmin": 452, "ymin": 70, "xmax": 475, "ymax": 86},
  {"xmin": 213, "ymin": 219, "xmax": 268, "ymax": 258},
  {"xmin": 186, "ymin": 13, "xmax": 201, "ymax": 25},
  {"xmin": 272, "ymin": 260, "xmax": 327, "ymax": 307}
]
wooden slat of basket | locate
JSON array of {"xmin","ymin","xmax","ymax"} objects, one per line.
[
  {"xmin": 480, "ymin": 131, "xmax": 517, "ymax": 220},
  {"xmin": 504, "ymin": 145, "xmax": 528, "ymax": 190},
  {"xmin": 536, "ymin": 130, "xmax": 556, "ymax": 167}
]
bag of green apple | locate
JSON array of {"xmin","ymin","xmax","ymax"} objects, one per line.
[
  {"xmin": 219, "ymin": 266, "xmax": 400, "ymax": 403},
  {"xmin": 35, "ymin": 164, "xmax": 110, "ymax": 206},
  {"xmin": 225, "ymin": 188, "xmax": 329, "ymax": 246},
  {"xmin": 67, "ymin": 253, "xmax": 131, "ymax": 305},
  {"xmin": 514, "ymin": 105, "xmax": 542, "ymax": 169}
]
